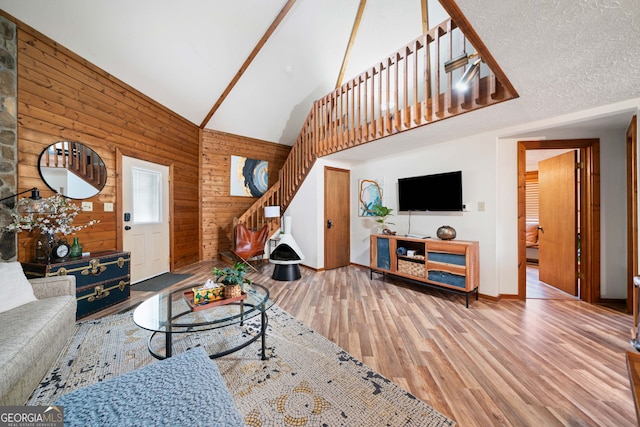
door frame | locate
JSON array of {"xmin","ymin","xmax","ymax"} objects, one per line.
[
  {"xmin": 517, "ymin": 139, "xmax": 601, "ymax": 302},
  {"xmin": 627, "ymin": 115, "xmax": 638, "ymax": 315},
  {"xmin": 116, "ymin": 147, "xmax": 176, "ymax": 272}
]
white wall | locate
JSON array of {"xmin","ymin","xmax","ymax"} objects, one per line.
[{"xmin": 350, "ymin": 135, "xmax": 502, "ymax": 296}]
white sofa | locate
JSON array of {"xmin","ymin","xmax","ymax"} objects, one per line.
[{"xmin": 0, "ymin": 267, "xmax": 76, "ymax": 405}]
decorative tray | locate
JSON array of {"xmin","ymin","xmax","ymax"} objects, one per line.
[{"xmin": 182, "ymin": 290, "xmax": 247, "ymax": 312}]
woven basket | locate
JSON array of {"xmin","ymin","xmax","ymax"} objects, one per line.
[
  {"xmin": 224, "ymin": 284, "xmax": 242, "ymax": 299},
  {"xmin": 398, "ymin": 259, "xmax": 425, "ymax": 278}
]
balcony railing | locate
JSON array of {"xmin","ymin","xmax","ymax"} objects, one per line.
[{"xmin": 236, "ymin": 17, "xmax": 516, "ymax": 232}]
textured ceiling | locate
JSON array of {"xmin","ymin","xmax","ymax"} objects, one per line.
[{"xmin": 0, "ymin": 0, "xmax": 638, "ymax": 158}]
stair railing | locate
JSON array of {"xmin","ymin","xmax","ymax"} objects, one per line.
[{"xmin": 235, "ymin": 17, "xmax": 515, "ymax": 232}]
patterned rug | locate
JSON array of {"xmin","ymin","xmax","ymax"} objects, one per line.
[{"xmin": 28, "ymin": 304, "xmax": 455, "ymax": 426}]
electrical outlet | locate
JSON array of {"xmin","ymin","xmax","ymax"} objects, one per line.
[
  {"xmin": 81, "ymin": 201, "xmax": 93, "ymax": 212},
  {"xmin": 104, "ymin": 202, "xmax": 114, "ymax": 212},
  {"xmin": 463, "ymin": 202, "xmax": 472, "ymax": 212},
  {"xmin": 477, "ymin": 201, "xmax": 485, "ymax": 212}
]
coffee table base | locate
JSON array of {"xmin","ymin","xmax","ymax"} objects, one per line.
[{"xmin": 147, "ymin": 307, "xmax": 269, "ymax": 361}]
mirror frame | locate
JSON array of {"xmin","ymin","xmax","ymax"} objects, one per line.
[{"xmin": 38, "ymin": 141, "xmax": 107, "ymax": 199}]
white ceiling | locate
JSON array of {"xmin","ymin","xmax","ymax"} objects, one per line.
[{"xmin": 1, "ymin": 0, "xmax": 639, "ymax": 159}]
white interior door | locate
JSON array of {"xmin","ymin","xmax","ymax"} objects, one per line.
[{"xmin": 122, "ymin": 156, "xmax": 170, "ymax": 283}]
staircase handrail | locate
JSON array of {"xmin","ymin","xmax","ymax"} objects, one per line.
[{"xmin": 235, "ymin": 17, "xmax": 515, "ymax": 231}]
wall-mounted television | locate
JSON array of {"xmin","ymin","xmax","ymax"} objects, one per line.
[{"xmin": 398, "ymin": 171, "xmax": 463, "ymax": 212}]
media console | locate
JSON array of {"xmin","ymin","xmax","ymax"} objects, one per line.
[{"xmin": 369, "ymin": 234, "xmax": 479, "ymax": 307}]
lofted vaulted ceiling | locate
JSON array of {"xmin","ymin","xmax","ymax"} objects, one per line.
[{"xmin": 1, "ymin": 0, "xmax": 639, "ymax": 159}]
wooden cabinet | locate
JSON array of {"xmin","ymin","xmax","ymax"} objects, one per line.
[
  {"xmin": 22, "ymin": 250, "xmax": 131, "ymax": 319},
  {"xmin": 370, "ymin": 234, "xmax": 479, "ymax": 307}
]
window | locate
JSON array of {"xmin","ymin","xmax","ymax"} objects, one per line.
[
  {"xmin": 525, "ymin": 171, "xmax": 539, "ymax": 222},
  {"xmin": 132, "ymin": 167, "xmax": 162, "ymax": 224}
]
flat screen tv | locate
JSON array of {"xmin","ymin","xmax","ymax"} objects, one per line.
[{"xmin": 398, "ymin": 171, "xmax": 463, "ymax": 212}]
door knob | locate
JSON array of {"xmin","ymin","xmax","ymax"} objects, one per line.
[
  {"xmin": 124, "ymin": 226, "xmax": 131, "ymax": 231},
  {"xmin": 537, "ymin": 226, "xmax": 544, "ymax": 233},
  {"xmin": 327, "ymin": 219, "xmax": 332, "ymax": 229}
]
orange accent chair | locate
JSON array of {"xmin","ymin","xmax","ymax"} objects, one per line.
[{"xmin": 232, "ymin": 223, "xmax": 270, "ymax": 272}]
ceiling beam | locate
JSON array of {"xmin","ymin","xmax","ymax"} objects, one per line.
[
  {"xmin": 335, "ymin": 0, "xmax": 367, "ymax": 89},
  {"xmin": 200, "ymin": 0, "xmax": 297, "ymax": 129}
]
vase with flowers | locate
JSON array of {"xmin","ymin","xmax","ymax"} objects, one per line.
[{"xmin": 4, "ymin": 193, "xmax": 99, "ymax": 262}]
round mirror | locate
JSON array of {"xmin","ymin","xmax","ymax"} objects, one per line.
[{"xmin": 38, "ymin": 141, "xmax": 107, "ymax": 199}]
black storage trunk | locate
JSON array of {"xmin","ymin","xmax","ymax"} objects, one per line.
[{"xmin": 22, "ymin": 250, "xmax": 131, "ymax": 319}]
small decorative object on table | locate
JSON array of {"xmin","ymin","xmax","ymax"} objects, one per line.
[
  {"xmin": 184, "ymin": 262, "xmax": 252, "ymax": 310},
  {"xmin": 436, "ymin": 225, "xmax": 457, "ymax": 240},
  {"xmin": 192, "ymin": 279, "xmax": 225, "ymax": 304},
  {"xmin": 212, "ymin": 262, "xmax": 251, "ymax": 291},
  {"xmin": 69, "ymin": 237, "xmax": 83, "ymax": 258}
]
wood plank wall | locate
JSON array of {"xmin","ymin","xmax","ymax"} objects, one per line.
[
  {"xmin": 8, "ymin": 13, "xmax": 201, "ymax": 269},
  {"xmin": 200, "ymin": 130, "xmax": 290, "ymax": 260}
]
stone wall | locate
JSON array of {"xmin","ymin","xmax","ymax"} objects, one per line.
[{"xmin": 0, "ymin": 16, "xmax": 16, "ymax": 260}]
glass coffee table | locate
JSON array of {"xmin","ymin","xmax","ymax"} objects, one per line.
[{"xmin": 133, "ymin": 283, "xmax": 272, "ymax": 360}]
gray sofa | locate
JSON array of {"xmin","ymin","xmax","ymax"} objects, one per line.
[{"xmin": 0, "ymin": 275, "xmax": 77, "ymax": 405}]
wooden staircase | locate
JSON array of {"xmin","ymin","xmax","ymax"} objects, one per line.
[{"xmin": 234, "ymin": 16, "xmax": 517, "ymax": 236}]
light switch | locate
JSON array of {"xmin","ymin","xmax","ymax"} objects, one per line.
[
  {"xmin": 81, "ymin": 201, "xmax": 93, "ymax": 212},
  {"xmin": 104, "ymin": 202, "xmax": 114, "ymax": 212},
  {"xmin": 477, "ymin": 201, "xmax": 485, "ymax": 212}
]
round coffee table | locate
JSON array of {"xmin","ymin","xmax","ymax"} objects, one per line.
[{"xmin": 133, "ymin": 283, "xmax": 272, "ymax": 360}]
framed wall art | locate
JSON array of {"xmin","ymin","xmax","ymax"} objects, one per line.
[
  {"xmin": 230, "ymin": 155, "xmax": 268, "ymax": 197},
  {"xmin": 358, "ymin": 177, "xmax": 383, "ymax": 216}
]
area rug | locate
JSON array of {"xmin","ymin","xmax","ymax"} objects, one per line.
[
  {"xmin": 131, "ymin": 272, "xmax": 193, "ymax": 292},
  {"xmin": 28, "ymin": 304, "xmax": 455, "ymax": 426}
]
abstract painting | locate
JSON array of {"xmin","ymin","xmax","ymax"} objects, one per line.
[
  {"xmin": 359, "ymin": 178, "xmax": 383, "ymax": 216},
  {"xmin": 230, "ymin": 155, "xmax": 269, "ymax": 197}
]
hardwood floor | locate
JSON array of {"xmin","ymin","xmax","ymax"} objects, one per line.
[
  {"xmin": 87, "ymin": 260, "xmax": 637, "ymax": 426},
  {"xmin": 526, "ymin": 264, "xmax": 577, "ymax": 300}
]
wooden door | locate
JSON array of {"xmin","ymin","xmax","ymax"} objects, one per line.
[
  {"xmin": 324, "ymin": 167, "xmax": 350, "ymax": 269},
  {"xmin": 539, "ymin": 151, "xmax": 578, "ymax": 295},
  {"xmin": 122, "ymin": 156, "xmax": 170, "ymax": 283}
]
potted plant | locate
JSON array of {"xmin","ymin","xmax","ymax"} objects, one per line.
[
  {"xmin": 213, "ymin": 262, "xmax": 251, "ymax": 298},
  {"xmin": 370, "ymin": 203, "xmax": 395, "ymax": 235}
]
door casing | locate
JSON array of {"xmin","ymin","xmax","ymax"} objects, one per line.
[
  {"xmin": 517, "ymin": 139, "xmax": 600, "ymax": 302},
  {"xmin": 627, "ymin": 116, "xmax": 638, "ymax": 317}
]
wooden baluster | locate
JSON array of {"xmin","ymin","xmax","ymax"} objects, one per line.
[
  {"xmin": 348, "ymin": 80, "xmax": 355, "ymax": 146},
  {"xmin": 393, "ymin": 53, "xmax": 400, "ymax": 132},
  {"xmin": 445, "ymin": 20, "xmax": 453, "ymax": 115},
  {"xmin": 410, "ymin": 43, "xmax": 418, "ymax": 128},
  {"xmin": 385, "ymin": 59, "xmax": 392, "ymax": 135},
  {"xmin": 354, "ymin": 76, "xmax": 361, "ymax": 144},
  {"xmin": 435, "ymin": 25, "xmax": 444, "ymax": 119}
]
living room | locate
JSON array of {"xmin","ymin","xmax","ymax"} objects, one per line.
[{"xmin": 1, "ymin": 1, "xmax": 640, "ymax": 426}]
